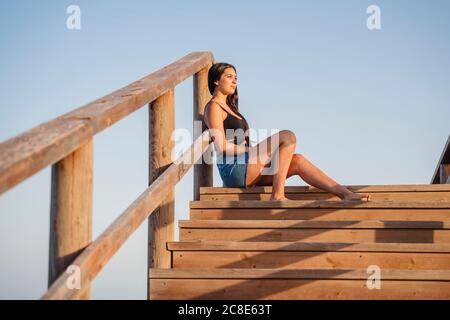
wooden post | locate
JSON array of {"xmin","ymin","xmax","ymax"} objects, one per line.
[
  {"xmin": 193, "ymin": 65, "xmax": 213, "ymax": 200},
  {"xmin": 49, "ymin": 139, "xmax": 93, "ymax": 300},
  {"xmin": 440, "ymin": 164, "xmax": 450, "ymax": 184},
  {"xmin": 148, "ymin": 89, "xmax": 175, "ymax": 299}
]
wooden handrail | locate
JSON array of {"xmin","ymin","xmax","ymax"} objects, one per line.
[
  {"xmin": 431, "ymin": 134, "xmax": 450, "ymax": 184},
  {"xmin": 41, "ymin": 131, "xmax": 211, "ymax": 300},
  {"xmin": 0, "ymin": 52, "xmax": 215, "ymax": 299},
  {"xmin": 0, "ymin": 51, "xmax": 213, "ymax": 196}
]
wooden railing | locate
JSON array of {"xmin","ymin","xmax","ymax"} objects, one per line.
[
  {"xmin": 0, "ymin": 52, "xmax": 215, "ymax": 299},
  {"xmin": 431, "ymin": 134, "xmax": 450, "ymax": 184}
]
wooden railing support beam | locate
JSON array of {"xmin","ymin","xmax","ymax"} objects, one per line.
[
  {"xmin": 48, "ymin": 139, "xmax": 93, "ymax": 299},
  {"xmin": 147, "ymin": 89, "xmax": 175, "ymax": 299},
  {"xmin": 193, "ymin": 64, "xmax": 213, "ymax": 200}
]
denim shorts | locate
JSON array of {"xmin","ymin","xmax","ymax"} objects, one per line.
[{"xmin": 216, "ymin": 152, "xmax": 249, "ymax": 188}]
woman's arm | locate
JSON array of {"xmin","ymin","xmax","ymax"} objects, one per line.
[{"xmin": 204, "ymin": 102, "xmax": 248, "ymax": 156}]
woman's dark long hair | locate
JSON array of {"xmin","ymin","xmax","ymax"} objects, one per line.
[{"xmin": 207, "ymin": 62, "xmax": 250, "ymax": 147}]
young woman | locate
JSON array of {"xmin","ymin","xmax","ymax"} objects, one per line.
[{"xmin": 203, "ymin": 62, "xmax": 371, "ymax": 201}]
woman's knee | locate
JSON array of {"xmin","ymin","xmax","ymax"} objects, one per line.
[
  {"xmin": 292, "ymin": 153, "xmax": 305, "ymax": 170},
  {"xmin": 293, "ymin": 153, "xmax": 305, "ymax": 162},
  {"xmin": 253, "ymin": 130, "xmax": 296, "ymax": 160},
  {"xmin": 279, "ymin": 130, "xmax": 297, "ymax": 146}
]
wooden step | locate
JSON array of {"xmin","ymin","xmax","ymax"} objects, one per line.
[
  {"xmin": 179, "ymin": 219, "xmax": 450, "ymax": 243},
  {"xmin": 200, "ymin": 184, "xmax": 450, "ymax": 195},
  {"xmin": 179, "ymin": 219, "xmax": 450, "ymax": 229},
  {"xmin": 200, "ymin": 193, "xmax": 450, "ymax": 201},
  {"xmin": 149, "ymin": 268, "xmax": 450, "ymax": 299},
  {"xmin": 151, "ymin": 268, "xmax": 450, "ymax": 280},
  {"xmin": 200, "ymin": 185, "xmax": 450, "ymax": 201},
  {"xmin": 180, "ymin": 229, "xmax": 450, "ymax": 243},
  {"xmin": 190, "ymin": 208, "xmax": 450, "ymax": 221},
  {"xmin": 190, "ymin": 200, "xmax": 450, "ymax": 221},
  {"xmin": 150, "ymin": 278, "xmax": 450, "ymax": 299},
  {"xmin": 201, "ymin": 192, "xmax": 450, "ymax": 201},
  {"xmin": 190, "ymin": 200, "xmax": 450, "ymax": 209},
  {"xmin": 172, "ymin": 251, "xmax": 450, "ymax": 270},
  {"xmin": 167, "ymin": 240, "xmax": 450, "ymax": 253}
]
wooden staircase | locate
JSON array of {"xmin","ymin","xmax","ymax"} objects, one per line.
[{"xmin": 150, "ymin": 184, "xmax": 450, "ymax": 299}]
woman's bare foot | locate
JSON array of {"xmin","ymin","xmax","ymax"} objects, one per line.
[{"xmin": 341, "ymin": 191, "xmax": 371, "ymax": 202}]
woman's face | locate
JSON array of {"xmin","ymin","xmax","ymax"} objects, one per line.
[{"xmin": 215, "ymin": 67, "xmax": 237, "ymax": 96}]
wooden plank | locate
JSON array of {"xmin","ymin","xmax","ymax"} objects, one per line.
[
  {"xmin": 172, "ymin": 251, "xmax": 450, "ymax": 270},
  {"xmin": 190, "ymin": 208, "xmax": 450, "ymax": 221},
  {"xmin": 150, "ymin": 268, "xmax": 450, "ymax": 280},
  {"xmin": 0, "ymin": 52, "xmax": 214, "ymax": 196},
  {"xmin": 190, "ymin": 200, "xmax": 450, "ymax": 209},
  {"xmin": 148, "ymin": 89, "xmax": 175, "ymax": 274},
  {"xmin": 167, "ymin": 241, "xmax": 450, "ymax": 253},
  {"xmin": 150, "ymin": 279, "xmax": 450, "ymax": 300},
  {"xmin": 193, "ymin": 64, "xmax": 213, "ymax": 200},
  {"xmin": 200, "ymin": 184, "xmax": 450, "ymax": 194},
  {"xmin": 179, "ymin": 228, "xmax": 450, "ymax": 244},
  {"xmin": 179, "ymin": 219, "xmax": 450, "ymax": 229},
  {"xmin": 41, "ymin": 131, "xmax": 211, "ymax": 300},
  {"xmin": 200, "ymin": 191, "xmax": 450, "ymax": 201},
  {"xmin": 48, "ymin": 139, "xmax": 93, "ymax": 299},
  {"xmin": 0, "ymin": 119, "xmax": 94, "ymax": 197}
]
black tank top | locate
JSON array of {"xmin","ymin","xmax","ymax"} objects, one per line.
[{"xmin": 204, "ymin": 101, "xmax": 250, "ymax": 151}]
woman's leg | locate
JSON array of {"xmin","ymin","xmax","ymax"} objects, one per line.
[
  {"xmin": 292, "ymin": 154, "xmax": 370, "ymax": 200},
  {"xmin": 246, "ymin": 130, "xmax": 296, "ymax": 200},
  {"xmin": 252, "ymin": 153, "xmax": 371, "ymax": 201}
]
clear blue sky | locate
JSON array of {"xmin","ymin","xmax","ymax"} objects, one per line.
[{"xmin": 0, "ymin": 0, "xmax": 449, "ymax": 299}]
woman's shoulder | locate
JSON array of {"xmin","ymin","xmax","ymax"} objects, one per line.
[
  {"xmin": 204, "ymin": 101, "xmax": 228, "ymax": 129},
  {"xmin": 206, "ymin": 99, "xmax": 225, "ymax": 109},
  {"xmin": 205, "ymin": 100, "xmax": 227, "ymax": 116}
]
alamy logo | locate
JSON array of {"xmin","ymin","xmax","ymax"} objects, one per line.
[
  {"xmin": 66, "ymin": 5, "xmax": 81, "ymax": 30},
  {"xmin": 66, "ymin": 265, "xmax": 81, "ymax": 290},
  {"xmin": 366, "ymin": 265, "xmax": 381, "ymax": 290},
  {"xmin": 367, "ymin": 5, "xmax": 381, "ymax": 30}
]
